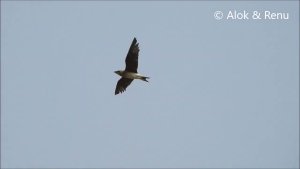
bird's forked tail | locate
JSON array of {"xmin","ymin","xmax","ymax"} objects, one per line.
[{"xmin": 141, "ymin": 76, "xmax": 150, "ymax": 82}]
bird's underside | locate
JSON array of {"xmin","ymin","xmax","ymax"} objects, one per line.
[{"xmin": 114, "ymin": 38, "xmax": 149, "ymax": 95}]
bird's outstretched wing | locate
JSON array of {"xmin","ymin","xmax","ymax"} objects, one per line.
[
  {"xmin": 115, "ymin": 78, "xmax": 134, "ymax": 95},
  {"xmin": 125, "ymin": 38, "xmax": 139, "ymax": 73}
]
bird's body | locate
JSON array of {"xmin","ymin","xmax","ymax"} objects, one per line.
[
  {"xmin": 114, "ymin": 38, "xmax": 149, "ymax": 95},
  {"xmin": 115, "ymin": 70, "xmax": 149, "ymax": 82}
]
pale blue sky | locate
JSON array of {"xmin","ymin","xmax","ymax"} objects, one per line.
[{"xmin": 1, "ymin": 1, "xmax": 299, "ymax": 168}]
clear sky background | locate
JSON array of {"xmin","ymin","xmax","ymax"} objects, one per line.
[{"xmin": 1, "ymin": 1, "xmax": 299, "ymax": 168}]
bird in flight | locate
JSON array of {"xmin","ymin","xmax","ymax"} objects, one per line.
[{"xmin": 114, "ymin": 38, "xmax": 149, "ymax": 95}]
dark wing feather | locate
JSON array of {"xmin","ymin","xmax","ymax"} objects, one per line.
[
  {"xmin": 115, "ymin": 78, "xmax": 134, "ymax": 95},
  {"xmin": 125, "ymin": 38, "xmax": 139, "ymax": 73}
]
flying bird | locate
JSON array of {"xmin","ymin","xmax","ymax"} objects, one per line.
[{"xmin": 114, "ymin": 38, "xmax": 149, "ymax": 95}]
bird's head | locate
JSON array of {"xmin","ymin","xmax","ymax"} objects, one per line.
[{"xmin": 114, "ymin": 70, "xmax": 123, "ymax": 76}]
